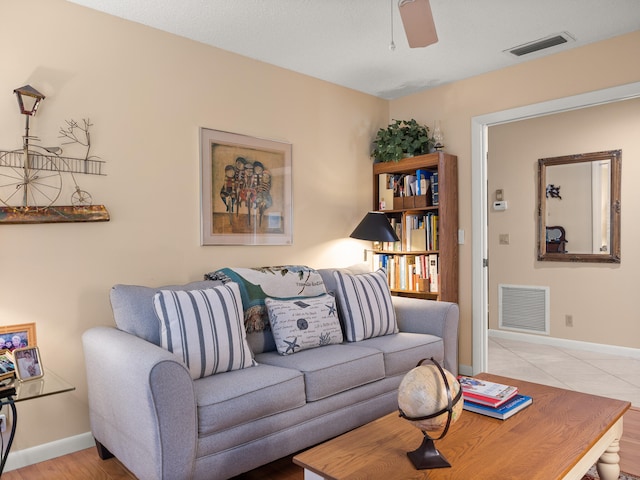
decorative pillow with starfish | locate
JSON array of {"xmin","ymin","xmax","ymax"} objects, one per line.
[{"xmin": 265, "ymin": 293, "xmax": 343, "ymax": 355}]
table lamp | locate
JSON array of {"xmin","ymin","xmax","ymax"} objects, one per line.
[{"xmin": 350, "ymin": 212, "xmax": 399, "ymax": 243}]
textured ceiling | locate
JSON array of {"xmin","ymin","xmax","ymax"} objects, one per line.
[{"xmin": 66, "ymin": 0, "xmax": 640, "ymax": 99}]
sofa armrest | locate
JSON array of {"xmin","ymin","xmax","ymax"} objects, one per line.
[
  {"xmin": 82, "ymin": 326, "xmax": 197, "ymax": 480},
  {"xmin": 392, "ymin": 297, "xmax": 459, "ymax": 375}
]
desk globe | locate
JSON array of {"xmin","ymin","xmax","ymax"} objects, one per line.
[{"xmin": 398, "ymin": 357, "xmax": 463, "ymax": 469}]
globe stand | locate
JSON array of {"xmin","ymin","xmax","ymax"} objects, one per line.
[
  {"xmin": 407, "ymin": 432, "xmax": 451, "ymax": 470},
  {"xmin": 398, "ymin": 358, "xmax": 463, "ymax": 470}
]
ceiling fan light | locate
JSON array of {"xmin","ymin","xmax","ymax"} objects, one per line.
[{"xmin": 398, "ymin": 0, "xmax": 438, "ymax": 48}]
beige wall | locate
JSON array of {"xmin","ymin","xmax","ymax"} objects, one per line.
[
  {"xmin": 488, "ymin": 98, "xmax": 640, "ymax": 345},
  {"xmin": 2, "ymin": 0, "xmax": 640, "ymax": 458},
  {"xmin": 390, "ymin": 30, "xmax": 640, "ymax": 369},
  {"xmin": 0, "ymin": 0, "xmax": 387, "ymax": 451}
]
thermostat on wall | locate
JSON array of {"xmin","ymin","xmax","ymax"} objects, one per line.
[{"xmin": 493, "ymin": 201, "xmax": 508, "ymax": 211}]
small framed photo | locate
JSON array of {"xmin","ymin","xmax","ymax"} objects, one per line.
[
  {"xmin": 0, "ymin": 323, "xmax": 37, "ymax": 352},
  {"xmin": 13, "ymin": 347, "xmax": 43, "ymax": 381},
  {"xmin": 0, "ymin": 353, "xmax": 16, "ymax": 381}
]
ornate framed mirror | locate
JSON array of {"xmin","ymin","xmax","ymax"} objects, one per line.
[{"xmin": 537, "ymin": 150, "xmax": 621, "ymax": 263}]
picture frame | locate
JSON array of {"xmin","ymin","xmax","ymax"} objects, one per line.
[
  {"xmin": 13, "ymin": 346, "xmax": 44, "ymax": 381},
  {"xmin": 0, "ymin": 323, "xmax": 37, "ymax": 351},
  {"xmin": 0, "ymin": 353, "xmax": 16, "ymax": 381},
  {"xmin": 200, "ymin": 128, "xmax": 292, "ymax": 246}
]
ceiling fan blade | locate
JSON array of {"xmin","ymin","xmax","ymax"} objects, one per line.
[{"xmin": 398, "ymin": 0, "xmax": 438, "ymax": 48}]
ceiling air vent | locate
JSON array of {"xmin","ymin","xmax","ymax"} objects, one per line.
[{"xmin": 506, "ymin": 32, "xmax": 575, "ymax": 57}]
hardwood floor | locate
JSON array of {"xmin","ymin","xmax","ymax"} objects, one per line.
[
  {"xmin": 3, "ymin": 408, "xmax": 639, "ymax": 479},
  {"xmin": 1, "ymin": 447, "xmax": 137, "ymax": 479}
]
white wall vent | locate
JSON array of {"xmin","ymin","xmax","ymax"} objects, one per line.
[{"xmin": 499, "ymin": 284, "xmax": 550, "ymax": 335}]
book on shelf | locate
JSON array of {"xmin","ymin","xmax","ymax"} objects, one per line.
[
  {"xmin": 463, "ymin": 394, "xmax": 533, "ymax": 420},
  {"xmin": 430, "ymin": 171, "xmax": 439, "ymax": 205},
  {"xmin": 371, "ymin": 253, "xmax": 390, "ymax": 273},
  {"xmin": 458, "ymin": 376, "xmax": 519, "ymax": 407},
  {"xmin": 404, "ymin": 174, "xmax": 417, "ymax": 196},
  {"xmin": 398, "ymin": 256, "xmax": 407, "ymax": 290},
  {"xmin": 409, "ymin": 228, "xmax": 426, "ymax": 252},
  {"xmin": 428, "ymin": 254, "xmax": 439, "ymax": 293}
]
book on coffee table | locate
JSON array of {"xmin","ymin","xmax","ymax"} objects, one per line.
[
  {"xmin": 463, "ymin": 394, "xmax": 533, "ymax": 420},
  {"xmin": 458, "ymin": 375, "xmax": 519, "ymax": 407}
]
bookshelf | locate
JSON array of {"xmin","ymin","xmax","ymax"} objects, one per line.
[{"xmin": 372, "ymin": 152, "xmax": 458, "ymax": 302}]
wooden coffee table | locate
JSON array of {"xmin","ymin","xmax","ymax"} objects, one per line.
[{"xmin": 294, "ymin": 373, "xmax": 630, "ymax": 480}]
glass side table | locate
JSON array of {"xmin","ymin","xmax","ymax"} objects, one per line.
[{"xmin": 0, "ymin": 370, "xmax": 75, "ymax": 474}]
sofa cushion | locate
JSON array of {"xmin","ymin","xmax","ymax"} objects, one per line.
[
  {"xmin": 333, "ymin": 269, "xmax": 398, "ymax": 342},
  {"xmin": 205, "ymin": 266, "xmax": 327, "ymax": 334},
  {"xmin": 153, "ymin": 283, "xmax": 256, "ymax": 379},
  {"xmin": 355, "ymin": 332, "xmax": 444, "ymax": 377},
  {"xmin": 265, "ymin": 293, "xmax": 343, "ymax": 355},
  {"xmin": 317, "ymin": 263, "xmax": 371, "ymax": 294},
  {"xmin": 110, "ymin": 280, "xmax": 222, "ymax": 345},
  {"xmin": 255, "ymin": 344, "xmax": 385, "ymax": 401},
  {"xmin": 195, "ymin": 363, "xmax": 305, "ymax": 436}
]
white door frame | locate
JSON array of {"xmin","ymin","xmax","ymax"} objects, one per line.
[{"xmin": 471, "ymin": 81, "xmax": 640, "ymax": 375}]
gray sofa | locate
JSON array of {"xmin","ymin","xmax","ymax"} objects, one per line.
[{"xmin": 82, "ymin": 265, "xmax": 459, "ymax": 480}]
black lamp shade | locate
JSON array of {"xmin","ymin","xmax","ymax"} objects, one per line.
[{"xmin": 350, "ymin": 212, "xmax": 400, "ymax": 242}]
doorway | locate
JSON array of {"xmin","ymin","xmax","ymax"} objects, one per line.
[{"xmin": 470, "ymin": 81, "xmax": 640, "ymax": 374}]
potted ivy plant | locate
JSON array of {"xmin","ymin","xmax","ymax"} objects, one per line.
[{"xmin": 371, "ymin": 119, "xmax": 434, "ymax": 163}]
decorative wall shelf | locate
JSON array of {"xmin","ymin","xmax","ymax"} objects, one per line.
[
  {"xmin": 0, "ymin": 205, "xmax": 109, "ymax": 224},
  {"xmin": 0, "ymin": 85, "xmax": 109, "ymax": 224}
]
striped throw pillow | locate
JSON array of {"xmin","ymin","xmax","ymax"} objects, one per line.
[
  {"xmin": 153, "ymin": 283, "xmax": 256, "ymax": 379},
  {"xmin": 333, "ymin": 269, "xmax": 398, "ymax": 342}
]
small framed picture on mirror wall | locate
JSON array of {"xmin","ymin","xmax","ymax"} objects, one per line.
[{"xmin": 13, "ymin": 347, "xmax": 43, "ymax": 381}]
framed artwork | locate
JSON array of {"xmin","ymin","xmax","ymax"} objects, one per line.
[
  {"xmin": 200, "ymin": 128, "xmax": 292, "ymax": 245},
  {"xmin": 13, "ymin": 346, "xmax": 44, "ymax": 381},
  {"xmin": 0, "ymin": 323, "xmax": 36, "ymax": 351}
]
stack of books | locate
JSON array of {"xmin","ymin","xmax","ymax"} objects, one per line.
[{"xmin": 458, "ymin": 376, "xmax": 532, "ymax": 420}]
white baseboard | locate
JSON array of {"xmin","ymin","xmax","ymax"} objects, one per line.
[
  {"xmin": 489, "ymin": 329, "xmax": 640, "ymax": 359},
  {"xmin": 4, "ymin": 431, "xmax": 94, "ymax": 472}
]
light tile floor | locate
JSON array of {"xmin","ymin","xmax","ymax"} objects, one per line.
[{"xmin": 488, "ymin": 336, "xmax": 640, "ymax": 407}]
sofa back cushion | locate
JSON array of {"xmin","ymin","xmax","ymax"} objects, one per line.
[
  {"xmin": 317, "ymin": 263, "xmax": 371, "ymax": 294},
  {"xmin": 153, "ymin": 283, "xmax": 256, "ymax": 379},
  {"xmin": 333, "ymin": 269, "xmax": 398, "ymax": 342},
  {"xmin": 110, "ymin": 280, "xmax": 222, "ymax": 345}
]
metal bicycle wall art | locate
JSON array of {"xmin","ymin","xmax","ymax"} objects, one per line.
[
  {"xmin": 0, "ymin": 85, "xmax": 109, "ymax": 224},
  {"xmin": 200, "ymin": 128, "xmax": 292, "ymax": 245}
]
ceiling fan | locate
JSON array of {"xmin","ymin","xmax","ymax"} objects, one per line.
[{"xmin": 398, "ymin": 0, "xmax": 438, "ymax": 48}]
